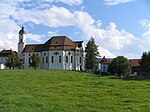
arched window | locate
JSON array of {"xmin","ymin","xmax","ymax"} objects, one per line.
[
  {"xmin": 51, "ymin": 56, "xmax": 54, "ymax": 63},
  {"xmin": 66, "ymin": 56, "xmax": 68, "ymax": 63},
  {"xmin": 79, "ymin": 57, "xmax": 82, "ymax": 63},
  {"xmin": 71, "ymin": 56, "xmax": 73, "ymax": 63},
  {"xmin": 46, "ymin": 56, "xmax": 48, "ymax": 63},
  {"xmin": 59, "ymin": 56, "xmax": 61, "ymax": 63}
]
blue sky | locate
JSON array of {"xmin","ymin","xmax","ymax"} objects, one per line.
[{"xmin": 0, "ymin": 0, "xmax": 150, "ymax": 58}]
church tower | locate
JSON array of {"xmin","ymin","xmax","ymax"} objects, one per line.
[{"xmin": 18, "ymin": 27, "xmax": 26, "ymax": 59}]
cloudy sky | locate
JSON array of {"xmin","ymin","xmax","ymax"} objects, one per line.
[{"xmin": 0, "ymin": 0, "xmax": 150, "ymax": 59}]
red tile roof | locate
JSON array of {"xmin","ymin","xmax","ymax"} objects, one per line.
[
  {"xmin": 129, "ymin": 59, "xmax": 141, "ymax": 67},
  {"xmin": 99, "ymin": 56, "xmax": 111, "ymax": 64},
  {"xmin": 0, "ymin": 50, "xmax": 17, "ymax": 57},
  {"xmin": 23, "ymin": 36, "xmax": 83, "ymax": 52}
]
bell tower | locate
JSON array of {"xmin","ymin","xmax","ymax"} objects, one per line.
[{"xmin": 18, "ymin": 27, "xmax": 26, "ymax": 59}]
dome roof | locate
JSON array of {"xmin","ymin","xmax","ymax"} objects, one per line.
[{"xmin": 19, "ymin": 27, "xmax": 26, "ymax": 34}]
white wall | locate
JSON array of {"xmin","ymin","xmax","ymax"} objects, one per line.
[
  {"xmin": 23, "ymin": 52, "xmax": 41, "ymax": 69},
  {"xmin": 0, "ymin": 57, "xmax": 8, "ymax": 64},
  {"xmin": 48, "ymin": 51, "xmax": 63, "ymax": 70},
  {"xmin": 0, "ymin": 63, "xmax": 5, "ymax": 69},
  {"xmin": 100, "ymin": 64, "xmax": 109, "ymax": 72},
  {"xmin": 22, "ymin": 47, "xmax": 85, "ymax": 70}
]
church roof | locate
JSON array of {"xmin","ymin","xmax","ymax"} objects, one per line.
[
  {"xmin": 23, "ymin": 36, "xmax": 83, "ymax": 53},
  {"xmin": 22, "ymin": 44, "xmax": 42, "ymax": 53},
  {"xmin": 99, "ymin": 56, "xmax": 111, "ymax": 64},
  {"xmin": 0, "ymin": 49, "xmax": 17, "ymax": 57}
]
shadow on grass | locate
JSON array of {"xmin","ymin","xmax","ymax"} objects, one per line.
[
  {"xmin": 109, "ymin": 76, "xmax": 150, "ymax": 81},
  {"xmin": 123, "ymin": 76, "xmax": 150, "ymax": 81}
]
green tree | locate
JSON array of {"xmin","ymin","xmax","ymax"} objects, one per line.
[
  {"xmin": 30, "ymin": 53, "xmax": 40, "ymax": 69},
  {"xmin": 108, "ymin": 56, "xmax": 131, "ymax": 77},
  {"xmin": 6, "ymin": 52, "xmax": 22, "ymax": 69},
  {"xmin": 140, "ymin": 51, "xmax": 150, "ymax": 75},
  {"xmin": 85, "ymin": 37, "xmax": 99, "ymax": 71}
]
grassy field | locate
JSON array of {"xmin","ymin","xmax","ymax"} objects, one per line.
[{"xmin": 0, "ymin": 70, "xmax": 150, "ymax": 112}]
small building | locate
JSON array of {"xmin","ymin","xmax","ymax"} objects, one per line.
[
  {"xmin": 0, "ymin": 49, "xmax": 17, "ymax": 67},
  {"xmin": 99, "ymin": 56, "xmax": 111, "ymax": 72},
  {"xmin": 129, "ymin": 59, "xmax": 141, "ymax": 74}
]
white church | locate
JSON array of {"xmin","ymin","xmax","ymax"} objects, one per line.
[{"xmin": 18, "ymin": 27, "xmax": 85, "ymax": 70}]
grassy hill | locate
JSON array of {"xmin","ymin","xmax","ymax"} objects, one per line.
[{"xmin": 0, "ymin": 70, "xmax": 150, "ymax": 112}]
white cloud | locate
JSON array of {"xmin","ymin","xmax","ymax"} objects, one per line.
[
  {"xmin": 104, "ymin": 0, "xmax": 135, "ymax": 6},
  {"xmin": 56, "ymin": 0, "xmax": 83, "ymax": 6},
  {"xmin": 0, "ymin": 0, "xmax": 148, "ymax": 59},
  {"xmin": 140, "ymin": 20, "xmax": 150, "ymax": 29},
  {"xmin": 12, "ymin": 6, "xmax": 75, "ymax": 27},
  {"xmin": 27, "ymin": 34, "xmax": 43, "ymax": 43},
  {"xmin": 0, "ymin": 19, "xmax": 20, "ymax": 51},
  {"xmin": 48, "ymin": 30, "xmax": 58, "ymax": 36},
  {"xmin": 99, "ymin": 46, "xmax": 116, "ymax": 58},
  {"xmin": 140, "ymin": 20, "xmax": 150, "ymax": 48}
]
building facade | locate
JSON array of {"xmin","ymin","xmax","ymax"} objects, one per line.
[
  {"xmin": 18, "ymin": 27, "xmax": 85, "ymax": 70},
  {"xmin": 0, "ymin": 49, "xmax": 17, "ymax": 69},
  {"xmin": 99, "ymin": 56, "xmax": 111, "ymax": 72}
]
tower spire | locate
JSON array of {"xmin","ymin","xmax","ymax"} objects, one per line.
[{"xmin": 18, "ymin": 27, "xmax": 26, "ymax": 59}]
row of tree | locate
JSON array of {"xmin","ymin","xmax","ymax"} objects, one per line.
[
  {"xmin": 6, "ymin": 53, "xmax": 40, "ymax": 69},
  {"xmin": 85, "ymin": 37, "xmax": 150, "ymax": 77}
]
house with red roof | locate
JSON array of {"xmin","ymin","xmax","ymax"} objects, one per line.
[
  {"xmin": 0, "ymin": 49, "xmax": 17, "ymax": 69},
  {"xmin": 129, "ymin": 59, "xmax": 141, "ymax": 74},
  {"xmin": 99, "ymin": 56, "xmax": 111, "ymax": 72}
]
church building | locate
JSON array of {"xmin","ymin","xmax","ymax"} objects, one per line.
[{"xmin": 18, "ymin": 27, "xmax": 85, "ymax": 70}]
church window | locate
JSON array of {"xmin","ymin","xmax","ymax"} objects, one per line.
[
  {"xmin": 68, "ymin": 52, "xmax": 71, "ymax": 55},
  {"xmin": 29, "ymin": 54, "xmax": 31, "ymax": 56},
  {"xmin": 29, "ymin": 57, "xmax": 31, "ymax": 64},
  {"xmin": 79, "ymin": 57, "xmax": 82, "ymax": 63},
  {"xmin": 44, "ymin": 53, "xmax": 46, "ymax": 56},
  {"xmin": 66, "ymin": 56, "xmax": 68, "ymax": 63},
  {"xmin": 43, "ymin": 57, "xmax": 44, "ymax": 63},
  {"xmin": 54, "ymin": 52, "xmax": 59, "ymax": 55},
  {"xmin": 51, "ymin": 56, "xmax": 54, "ymax": 63},
  {"xmin": 59, "ymin": 56, "xmax": 61, "ymax": 63},
  {"xmin": 23, "ymin": 58, "xmax": 25, "ymax": 64},
  {"xmin": 103, "ymin": 66, "xmax": 105, "ymax": 72},
  {"xmin": 71, "ymin": 56, "xmax": 73, "ymax": 63},
  {"xmin": 46, "ymin": 56, "xmax": 48, "ymax": 63}
]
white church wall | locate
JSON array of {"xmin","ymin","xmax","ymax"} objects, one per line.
[
  {"xmin": 63, "ymin": 51, "xmax": 75, "ymax": 70},
  {"xmin": 23, "ymin": 52, "xmax": 41, "ymax": 69},
  {"xmin": 41, "ymin": 51, "xmax": 49, "ymax": 69},
  {"xmin": 48, "ymin": 51, "xmax": 64, "ymax": 70}
]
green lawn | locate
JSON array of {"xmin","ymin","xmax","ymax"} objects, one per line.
[{"xmin": 0, "ymin": 70, "xmax": 150, "ymax": 112}]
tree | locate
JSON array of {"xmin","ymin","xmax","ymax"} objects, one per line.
[
  {"xmin": 108, "ymin": 56, "xmax": 131, "ymax": 77},
  {"xmin": 6, "ymin": 52, "xmax": 22, "ymax": 69},
  {"xmin": 29, "ymin": 53, "xmax": 40, "ymax": 69},
  {"xmin": 140, "ymin": 51, "xmax": 150, "ymax": 75},
  {"xmin": 85, "ymin": 37, "xmax": 99, "ymax": 71}
]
